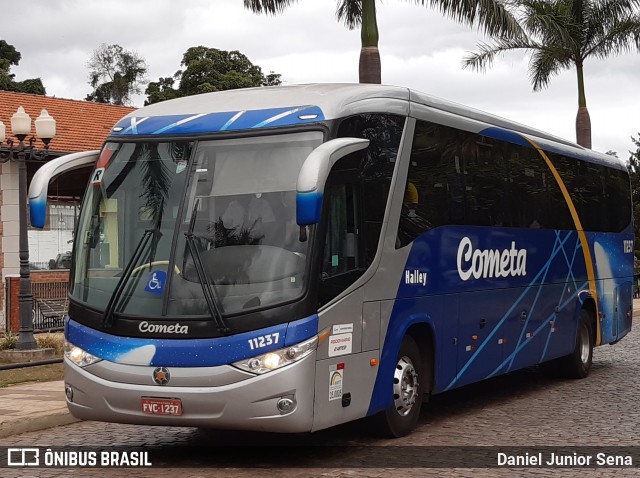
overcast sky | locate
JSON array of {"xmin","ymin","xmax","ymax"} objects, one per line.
[{"xmin": 2, "ymin": 0, "xmax": 639, "ymax": 158}]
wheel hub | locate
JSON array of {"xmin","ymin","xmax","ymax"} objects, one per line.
[
  {"xmin": 393, "ymin": 356, "xmax": 419, "ymax": 416},
  {"xmin": 579, "ymin": 324, "xmax": 590, "ymax": 364}
]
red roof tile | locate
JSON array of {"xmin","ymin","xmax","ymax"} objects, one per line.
[{"xmin": 0, "ymin": 90, "xmax": 135, "ymax": 154}]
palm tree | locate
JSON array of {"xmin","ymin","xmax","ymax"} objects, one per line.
[
  {"xmin": 464, "ymin": 0, "xmax": 640, "ymax": 149},
  {"xmin": 244, "ymin": 0, "xmax": 521, "ymax": 84}
]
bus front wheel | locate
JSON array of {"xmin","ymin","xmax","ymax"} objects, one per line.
[
  {"xmin": 376, "ymin": 335, "xmax": 424, "ymax": 437},
  {"xmin": 560, "ymin": 309, "xmax": 593, "ymax": 379}
]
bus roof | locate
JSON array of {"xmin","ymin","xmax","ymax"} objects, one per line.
[{"xmin": 113, "ymin": 83, "xmax": 624, "ymax": 169}]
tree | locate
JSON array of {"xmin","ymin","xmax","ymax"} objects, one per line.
[
  {"xmin": 145, "ymin": 47, "xmax": 281, "ymax": 105},
  {"xmin": 86, "ymin": 44, "xmax": 148, "ymax": 106},
  {"xmin": 464, "ymin": 0, "xmax": 640, "ymax": 149},
  {"xmin": 144, "ymin": 75, "xmax": 182, "ymax": 105},
  {"xmin": 628, "ymin": 134, "xmax": 640, "ymax": 257},
  {"xmin": 243, "ymin": 0, "xmax": 521, "ymax": 84},
  {"xmin": 0, "ymin": 39, "xmax": 46, "ymax": 95}
]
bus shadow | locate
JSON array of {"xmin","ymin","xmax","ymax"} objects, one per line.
[{"xmin": 422, "ymin": 360, "xmax": 615, "ymax": 427}]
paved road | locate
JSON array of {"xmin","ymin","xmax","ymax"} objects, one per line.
[{"xmin": 2, "ymin": 319, "xmax": 639, "ymax": 477}]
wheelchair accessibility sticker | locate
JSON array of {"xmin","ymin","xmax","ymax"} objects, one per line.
[{"xmin": 144, "ymin": 271, "xmax": 167, "ymax": 295}]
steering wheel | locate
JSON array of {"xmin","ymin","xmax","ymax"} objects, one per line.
[{"xmin": 131, "ymin": 260, "xmax": 181, "ymax": 275}]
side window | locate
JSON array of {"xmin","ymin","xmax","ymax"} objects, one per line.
[
  {"xmin": 322, "ymin": 180, "xmax": 359, "ymax": 279},
  {"xmin": 318, "ymin": 114, "xmax": 404, "ymax": 306},
  {"xmin": 318, "ymin": 160, "xmax": 362, "ymax": 306},
  {"xmin": 336, "ymin": 113, "xmax": 404, "ymax": 265},
  {"xmin": 552, "ymin": 154, "xmax": 631, "ymax": 232},
  {"xmin": 397, "ymin": 122, "xmax": 459, "ymax": 247},
  {"xmin": 397, "ymin": 120, "xmax": 577, "ymax": 248}
]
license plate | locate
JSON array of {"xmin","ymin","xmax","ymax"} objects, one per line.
[{"xmin": 141, "ymin": 397, "xmax": 183, "ymax": 416}]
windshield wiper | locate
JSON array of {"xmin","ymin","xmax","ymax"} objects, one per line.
[
  {"xmin": 102, "ymin": 228, "xmax": 160, "ymax": 328},
  {"xmin": 184, "ymin": 199, "xmax": 230, "ymax": 333}
]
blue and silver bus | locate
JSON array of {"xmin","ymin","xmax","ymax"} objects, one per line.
[{"xmin": 30, "ymin": 84, "xmax": 633, "ymax": 437}]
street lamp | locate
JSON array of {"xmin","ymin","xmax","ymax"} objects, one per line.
[{"xmin": 0, "ymin": 107, "xmax": 56, "ymax": 350}]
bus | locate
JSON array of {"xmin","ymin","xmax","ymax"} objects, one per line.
[{"xmin": 29, "ymin": 84, "xmax": 634, "ymax": 437}]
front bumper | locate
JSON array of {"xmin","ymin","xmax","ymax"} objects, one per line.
[{"xmin": 64, "ymin": 352, "xmax": 316, "ymax": 433}]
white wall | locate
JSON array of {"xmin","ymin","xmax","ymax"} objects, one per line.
[{"xmin": 28, "ymin": 229, "xmax": 74, "ymax": 263}]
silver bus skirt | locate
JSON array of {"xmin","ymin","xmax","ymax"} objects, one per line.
[{"xmin": 63, "ymin": 353, "xmax": 316, "ymax": 433}]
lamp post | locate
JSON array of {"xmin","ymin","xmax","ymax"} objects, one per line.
[{"xmin": 0, "ymin": 107, "xmax": 56, "ymax": 350}]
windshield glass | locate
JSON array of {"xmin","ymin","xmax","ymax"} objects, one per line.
[{"xmin": 71, "ymin": 131, "xmax": 323, "ymax": 318}]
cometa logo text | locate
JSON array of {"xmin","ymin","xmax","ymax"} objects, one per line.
[
  {"xmin": 457, "ymin": 237, "xmax": 527, "ymax": 281},
  {"xmin": 139, "ymin": 321, "xmax": 189, "ymax": 334}
]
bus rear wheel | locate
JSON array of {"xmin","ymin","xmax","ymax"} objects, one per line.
[
  {"xmin": 376, "ymin": 335, "xmax": 424, "ymax": 437},
  {"xmin": 559, "ymin": 309, "xmax": 593, "ymax": 379}
]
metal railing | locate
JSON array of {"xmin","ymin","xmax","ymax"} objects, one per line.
[{"xmin": 31, "ymin": 282, "xmax": 68, "ymax": 332}]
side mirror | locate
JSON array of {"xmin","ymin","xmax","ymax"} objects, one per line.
[
  {"xmin": 296, "ymin": 138, "xmax": 369, "ymax": 225},
  {"xmin": 29, "ymin": 150, "xmax": 100, "ymax": 228}
]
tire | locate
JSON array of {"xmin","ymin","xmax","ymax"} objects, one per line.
[
  {"xmin": 559, "ymin": 309, "xmax": 593, "ymax": 379},
  {"xmin": 376, "ymin": 335, "xmax": 426, "ymax": 438}
]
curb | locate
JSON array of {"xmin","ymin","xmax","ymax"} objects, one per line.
[{"xmin": 0, "ymin": 408, "xmax": 81, "ymax": 439}]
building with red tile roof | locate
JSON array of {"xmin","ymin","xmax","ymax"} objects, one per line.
[
  {"xmin": 0, "ymin": 91, "xmax": 136, "ymax": 330},
  {"xmin": 0, "ymin": 90, "xmax": 135, "ymax": 154}
]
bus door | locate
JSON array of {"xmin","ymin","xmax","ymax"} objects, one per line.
[
  {"xmin": 318, "ymin": 169, "xmax": 362, "ymax": 306},
  {"xmin": 615, "ymin": 281, "xmax": 633, "ymax": 338}
]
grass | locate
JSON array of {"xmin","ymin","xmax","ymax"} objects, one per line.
[
  {"xmin": 0, "ymin": 363, "xmax": 64, "ymax": 388},
  {"xmin": 0, "ymin": 332, "xmax": 65, "ymax": 387},
  {"xmin": 35, "ymin": 332, "xmax": 65, "ymax": 355}
]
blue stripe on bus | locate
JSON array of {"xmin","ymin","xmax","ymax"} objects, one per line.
[
  {"xmin": 65, "ymin": 314, "xmax": 318, "ymax": 367},
  {"xmin": 366, "ymin": 227, "xmax": 634, "ymax": 416},
  {"xmin": 479, "ymin": 127, "xmax": 532, "ymax": 148},
  {"xmin": 111, "ymin": 106, "xmax": 325, "ymax": 136}
]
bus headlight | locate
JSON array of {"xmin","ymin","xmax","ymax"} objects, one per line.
[
  {"xmin": 233, "ymin": 335, "xmax": 318, "ymax": 374},
  {"xmin": 64, "ymin": 341, "xmax": 103, "ymax": 367}
]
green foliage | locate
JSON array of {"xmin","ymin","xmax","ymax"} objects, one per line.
[
  {"xmin": 465, "ymin": 0, "xmax": 640, "ymax": 91},
  {"xmin": 0, "ymin": 332, "xmax": 17, "ymax": 351},
  {"xmin": 465, "ymin": 0, "xmax": 640, "ymax": 148},
  {"xmin": 86, "ymin": 43, "xmax": 148, "ymax": 106},
  {"xmin": 0, "ymin": 39, "xmax": 46, "ymax": 95},
  {"xmin": 0, "ymin": 40, "xmax": 21, "ymax": 66},
  {"xmin": 245, "ymin": 1, "xmax": 521, "ymax": 83},
  {"xmin": 144, "ymin": 75, "xmax": 181, "ymax": 105},
  {"xmin": 145, "ymin": 47, "xmax": 281, "ymax": 105},
  {"xmin": 245, "ymin": 0, "xmax": 521, "ymax": 37},
  {"xmin": 628, "ymin": 134, "xmax": 640, "ymax": 258},
  {"xmin": 14, "ymin": 78, "xmax": 46, "ymax": 95}
]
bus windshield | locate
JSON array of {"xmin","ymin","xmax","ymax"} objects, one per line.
[{"xmin": 71, "ymin": 131, "xmax": 324, "ymax": 319}]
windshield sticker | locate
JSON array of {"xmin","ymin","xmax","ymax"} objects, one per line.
[
  {"xmin": 90, "ymin": 168, "xmax": 105, "ymax": 185},
  {"xmin": 96, "ymin": 146, "xmax": 116, "ymax": 169},
  {"xmin": 328, "ymin": 333, "xmax": 352, "ymax": 357},
  {"xmin": 144, "ymin": 271, "xmax": 167, "ymax": 295},
  {"xmin": 329, "ymin": 364, "xmax": 344, "ymax": 401},
  {"xmin": 176, "ymin": 160, "xmax": 187, "ymax": 174},
  {"xmin": 332, "ymin": 323, "xmax": 353, "ymax": 334}
]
